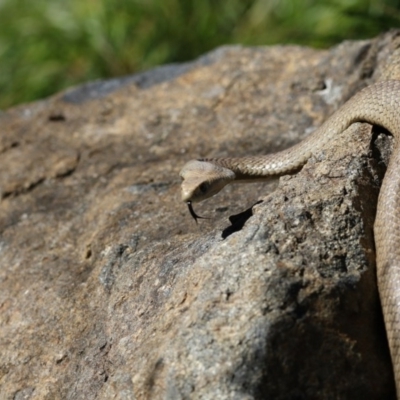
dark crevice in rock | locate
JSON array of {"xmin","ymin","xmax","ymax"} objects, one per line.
[
  {"xmin": 48, "ymin": 112, "xmax": 66, "ymax": 122},
  {"xmin": 55, "ymin": 153, "xmax": 80, "ymax": 178},
  {"xmin": 0, "ymin": 140, "xmax": 21, "ymax": 155},
  {"xmin": 1, "ymin": 177, "xmax": 45, "ymax": 199}
]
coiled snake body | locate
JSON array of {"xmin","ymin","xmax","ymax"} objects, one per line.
[{"xmin": 180, "ymin": 79, "xmax": 400, "ymax": 395}]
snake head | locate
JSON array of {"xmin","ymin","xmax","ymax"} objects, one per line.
[{"xmin": 179, "ymin": 160, "xmax": 236, "ymax": 202}]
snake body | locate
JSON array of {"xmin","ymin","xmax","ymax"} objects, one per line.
[{"xmin": 180, "ymin": 79, "xmax": 400, "ymax": 394}]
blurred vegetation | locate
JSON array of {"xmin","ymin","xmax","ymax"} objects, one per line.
[{"xmin": 1, "ymin": 0, "xmax": 400, "ymax": 109}]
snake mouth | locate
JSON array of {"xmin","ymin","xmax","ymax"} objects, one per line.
[{"xmin": 187, "ymin": 201, "xmax": 209, "ymax": 223}]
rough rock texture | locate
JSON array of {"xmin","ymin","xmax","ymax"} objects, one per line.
[{"xmin": 1, "ymin": 30, "xmax": 400, "ymax": 400}]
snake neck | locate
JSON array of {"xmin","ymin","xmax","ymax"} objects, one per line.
[
  {"xmin": 199, "ymin": 155, "xmax": 303, "ymax": 180},
  {"xmin": 203, "ymin": 80, "xmax": 400, "ymax": 181}
]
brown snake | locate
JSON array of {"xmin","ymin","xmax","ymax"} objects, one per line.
[{"xmin": 180, "ymin": 79, "xmax": 400, "ymax": 394}]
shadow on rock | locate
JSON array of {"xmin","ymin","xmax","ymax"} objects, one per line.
[{"xmin": 222, "ymin": 200, "xmax": 263, "ymax": 239}]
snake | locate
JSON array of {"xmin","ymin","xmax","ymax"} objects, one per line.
[{"xmin": 180, "ymin": 79, "xmax": 400, "ymax": 395}]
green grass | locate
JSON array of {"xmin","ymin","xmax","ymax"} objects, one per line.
[{"xmin": 1, "ymin": 0, "xmax": 400, "ymax": 109}]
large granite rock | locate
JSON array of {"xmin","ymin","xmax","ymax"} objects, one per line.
[{"xmin": 1, "ymin": 30, "xmax": 399, "ymax": 399}]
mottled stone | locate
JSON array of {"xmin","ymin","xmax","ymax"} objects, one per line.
[{"xmin": 1, "ymin": 31, "xmax": 400, "ymax": 400}]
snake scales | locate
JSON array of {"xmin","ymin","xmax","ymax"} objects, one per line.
[{"xmin": 180, "ymin": 77, "xmax": 400, "ymax": 394}]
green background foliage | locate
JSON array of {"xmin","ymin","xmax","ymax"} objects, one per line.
[{"xmin": 1, "ymin": 0, "xmax": 400, "ymax": 109}]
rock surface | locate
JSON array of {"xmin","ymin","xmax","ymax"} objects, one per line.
[{"xmin": 1, "ymin": 31, "xmax": 400, "ymax": 400}]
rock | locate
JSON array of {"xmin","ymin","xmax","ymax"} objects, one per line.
[{"xmin": 1, "ymin": 30, "xmax": 399, "ymax": 399}]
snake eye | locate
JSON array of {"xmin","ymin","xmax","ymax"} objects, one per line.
[{"xmin": 199, "ymin": 182, "xmax": 209, "ymax": 194}]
